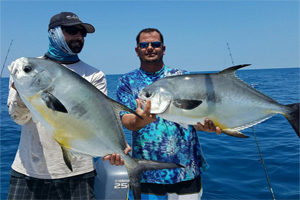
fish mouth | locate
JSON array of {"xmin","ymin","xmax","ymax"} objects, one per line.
[
  {"xmin": 10, "ymin": 64, "xmax": 21, "ymax": 79},
  {"xmin": 11, "ymin": 68, "xmax": 18, "ymax": 77}
]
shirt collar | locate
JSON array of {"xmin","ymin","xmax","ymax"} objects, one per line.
[{"xmin": 139, "ymin": 65, "xmax": 166, "ymax": 77}]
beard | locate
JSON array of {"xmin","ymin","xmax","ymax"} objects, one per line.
[{"xmin": 67, "ymin": 40, "xmax": 84, "ymax": 53}]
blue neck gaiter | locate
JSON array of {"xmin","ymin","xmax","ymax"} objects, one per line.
[{"xmin": 46, "ymin": 26, "xmax": 79, "ymax": 63}]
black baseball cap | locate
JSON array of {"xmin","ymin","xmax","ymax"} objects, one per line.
[{"xmin": 48, "ymin": 12, "xmax": 95, "ymax": 33}]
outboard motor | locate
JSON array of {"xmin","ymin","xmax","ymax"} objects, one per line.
[{"xmin": 94, "ymin": 159, "xmax": 129, "ymax": 199}]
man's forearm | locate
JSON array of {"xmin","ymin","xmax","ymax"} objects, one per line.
[{"xmin": 121, "ymin": 114, "xmax": 145, "ymax": 131}]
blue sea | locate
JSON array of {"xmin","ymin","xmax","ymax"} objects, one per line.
[{"xmin": 1, "ymin": 68, "xmax": 299, "ymax": 200}]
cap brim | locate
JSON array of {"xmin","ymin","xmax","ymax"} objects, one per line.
[{"xmin": 61, "ymin": 22, "xmax": 95, "ymax": 33}]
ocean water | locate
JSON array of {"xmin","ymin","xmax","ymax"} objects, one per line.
[{"xmin": 0, "ymin": 68, "xmax": 299, "ymax": 200}]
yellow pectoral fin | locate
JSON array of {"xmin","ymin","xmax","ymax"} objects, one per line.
[{"xmin": 53, "ymin": 130, "xmax": 71, "ymax": 149}]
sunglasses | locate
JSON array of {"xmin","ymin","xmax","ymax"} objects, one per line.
[
  {"xmin": 62, "ymin": 26, "xmax": 87, "ymax": 37},
  {"xmin": 139, "ymin": 41, "xmax": 162, "ymax": 49}
]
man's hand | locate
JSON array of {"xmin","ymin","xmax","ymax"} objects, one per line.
[
  {"xmin": 11, "ymin": 82, "xmax": 17, "ymax": 91},
  {"xmin": 194, "ymin": 118, "xmax": 222, "ymax": 135},
  {"xmin": 135, "ymin": 99, "xmax": 156, "ymax": 127},
  {"xmin": 102, "ymin": 142, "xmax": 132, "ymax": 166},
  {"xmin": 121, "ymin": 99, "xmax": 156, "ymax": 131}
]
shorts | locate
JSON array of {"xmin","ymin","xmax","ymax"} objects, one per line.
[
  {"xmin": 128, "ymin": 176, "xmax": 202, "ymax": 200},
  {"xmin": 7, "ymin": 170, "xmax": 96, "ymax": 200}
]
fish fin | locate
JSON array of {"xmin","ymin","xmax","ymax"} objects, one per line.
[
  {"xmin": 61, "ymin": 147, "xmax": 73, "ymax": 171},
  {"xmin": 41, "ymin": 91, "xmax": 68, "ymax": 113},
  {"xmin": 109, "ymin": 98, "xmax": 143, "ymax": 119},
  {"xmin": 218, "ymin": 64, "xmax": 251, "ymax": 74},
  {"xmin": 108, "ymin": 98, "xmax": 142, "ymax": 149},
  {"xmin": 285, "ymin": 103, "xmax": 300, "ymax": 137},
  {"xmin": 126, "ymin": 159, "xmax": 183, "ymax": 200},
  {"xmin": 219, "ymin": 64, "xmax": 280, "ymax": 106},
  {"xmin": 111, "ymin": 103, "xmax": 128, "ymax": 150},
  {"xmin": 173, "ymin": 99, "xmax": 202, "ymax": 110},
  {"xmin": 222, "ymin": 129, "xmax": 249, "ymax": 138}
]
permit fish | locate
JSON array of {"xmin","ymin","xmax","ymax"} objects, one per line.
[
  {"xmin": 138, "ymin": 64, "xmax": 299, "ymax": 138},
  {"xmin": 10, "ymin": 57, "xmax": 182, "ymax": 199}
]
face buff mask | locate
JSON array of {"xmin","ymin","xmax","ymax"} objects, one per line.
[{"xmin": 46, "ymin": 26, "xmax": 79, "ymax": 63}]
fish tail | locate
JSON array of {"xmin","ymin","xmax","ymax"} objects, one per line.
[
  {"xmin": 126, "ymin": 159, "xmax": 183, "ymax": 200},
  {"xmin": 285, "ymin": 103, "xmax": 300, "ymax": 137}
]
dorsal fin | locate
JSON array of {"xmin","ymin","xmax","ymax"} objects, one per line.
[{"xmin": 219, "ymin": 64, "xmax": 251, "ymax": 74}]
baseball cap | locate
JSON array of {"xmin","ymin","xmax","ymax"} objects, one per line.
[{"xmin": 48, "ymin": 12, "xmax": 95, "ymax": 33}]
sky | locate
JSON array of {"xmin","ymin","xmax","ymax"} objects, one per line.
[{"xmin": 0, "ymin": 0, "xmax": 299, "ymax": 77}]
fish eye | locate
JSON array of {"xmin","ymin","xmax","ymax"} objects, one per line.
[
  {"xmin": 145, "ymin": 91, "xmax": 151, "ymax": 98},
  {"xmin": 23, "ymin": 65, "xmax": 32, "ymax": 73}
]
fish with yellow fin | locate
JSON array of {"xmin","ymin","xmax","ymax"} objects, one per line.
[
  {"xmin": 138, "ymin": 64, "xmax": 299, "ymax": 138},
  {"xmin": 10, "ymin": 57, "xmax": 182, "ymax": 200}
]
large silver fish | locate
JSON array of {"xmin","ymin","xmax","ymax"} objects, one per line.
[
  {"xmin": 138, "ymin": 64, "xmax": 299, "ymax": 138},
  {"xmin": 10, "ymin": 57, "xmax": 182, "ymax": 199}
]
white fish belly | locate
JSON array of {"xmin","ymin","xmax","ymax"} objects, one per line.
[
  {"xmin": 160, "ymin": 98, "xmax": 284, "ymax": 131},
  {"xmin": 26, "ymin": 92, "xmax": 123, "ymax": 157}
]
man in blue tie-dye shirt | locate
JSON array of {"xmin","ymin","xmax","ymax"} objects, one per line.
[{"xmin": 117, "ymin": 28, "xmax": 221, "ymax": 200}]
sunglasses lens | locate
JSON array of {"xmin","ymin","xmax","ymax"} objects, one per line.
[
  {"xmin": 63, "ymin": 27, "xmax": 87, "ymax": 37},
  {"xmin": 151, "ymin": 41, "xmax": 161, "ymax": 48},
  {"xmin": 64, "ymin": 27, "xmax": 77, "ymax": 35},
  {"xmin": 139, "ymin": 41, "xmax": 161, "ymax": 48},
  {"xmin": 80, "ymin": 30, "xmax": 87, "ymax": 37},
  {"xmin": 139, "ymin": 42, "xmax": 149, "ymax": 48}
]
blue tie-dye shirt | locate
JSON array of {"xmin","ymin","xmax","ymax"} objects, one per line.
[{"xmin": 117, "ymin": 65, "xmax": 208, "ymax": 184}]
